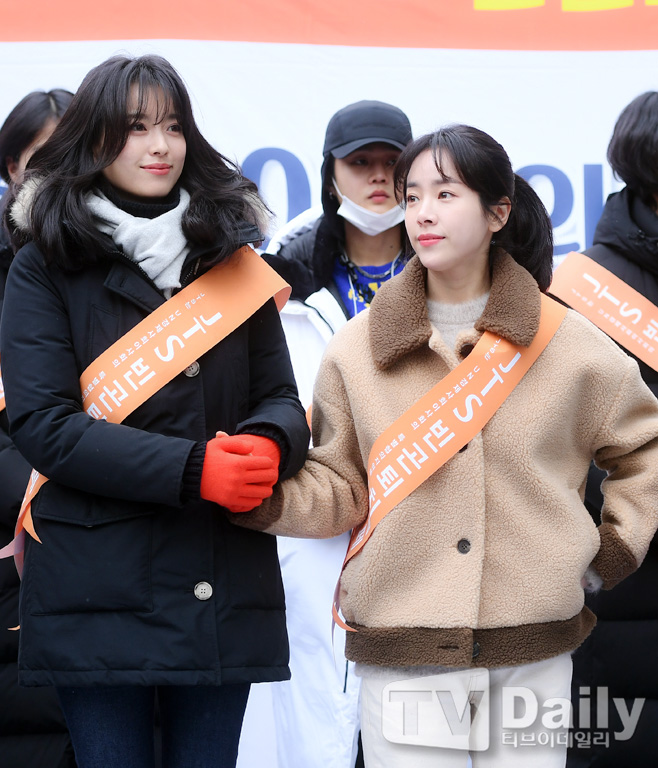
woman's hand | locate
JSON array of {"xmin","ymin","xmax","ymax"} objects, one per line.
[{"xmin": 581, "ymin": 566, "xmax": 603, "ymax": 593}]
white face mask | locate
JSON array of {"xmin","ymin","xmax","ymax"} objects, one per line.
[{"xmin": 333, "ymin": 180, "xmax": 405, "ymax": 237}]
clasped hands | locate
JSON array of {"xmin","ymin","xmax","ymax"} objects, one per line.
[{"xmin": 200, "ymin": 432, "xmax": 281, "ymax": 513}]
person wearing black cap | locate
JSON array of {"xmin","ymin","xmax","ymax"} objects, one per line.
[
  {"xmin": 266, "ymin": 99, "xmax": 412, "ymax": 322},
  {"xmin": 261, "ymin": 100, "xmax": 413, "ymax": 768}
]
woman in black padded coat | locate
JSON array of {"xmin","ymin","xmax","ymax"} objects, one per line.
[
  {"xmin": 568, "ymin": 91, "xmax": 658, "ymax": 768},
  {"xmin": 0, "ymin": 55, "xmax": 308, "ymax": 768}
]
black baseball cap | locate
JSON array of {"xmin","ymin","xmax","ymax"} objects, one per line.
[{"xmin": 323, "ymin": 100, "xmax": 412, "ymax": 159}]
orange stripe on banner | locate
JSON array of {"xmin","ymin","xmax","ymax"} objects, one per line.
[{"xmin": 0, "ymin": 0, "xmax": 655, "ymax": 50}]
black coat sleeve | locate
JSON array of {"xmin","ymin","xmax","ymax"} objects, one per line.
[{"xmin": 0, "ymin": 420, "xmax": 31, "ymax": 534}]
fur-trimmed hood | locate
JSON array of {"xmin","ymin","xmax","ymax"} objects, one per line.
[{"xmin": 7, "ymin": 175, "xmax": 38, "ymax": 237}]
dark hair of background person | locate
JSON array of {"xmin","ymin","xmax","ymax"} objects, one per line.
[
  {"xmin": 0, "ymin": 89, "xmax": 74, "ymax": 185},
  {"xmin": 319, "ymin": 152, "xmax": 345, "ymax": 241},
  {"xmin": 394, "ymin": 124, "xmax": 554, "ymax": 292},
  {"xmin": 9, "ymin": 54, "xmax": 267, "ymax": 270},
  {"xmin": 606, "ymin": 91, "xmax": 658, "ymax": 209}
]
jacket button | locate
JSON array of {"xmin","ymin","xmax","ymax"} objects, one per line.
[
  {"xmin": 457, "ymin": 539, "xmax": 471, "ymax": 554},
  {"xmin": 194, "ymin": 581, "xmax": 213, "ymax": 600},
  {"xmin": 184, "ymin": 361, "xmax": 200, "ymax": 377},
  {"xmin": 472, "ymin": 641, "xmax": 481, "ymax": 659}
]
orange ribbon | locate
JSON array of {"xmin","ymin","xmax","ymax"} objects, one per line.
[{"xmin": 550, "ymin": 251, "xmax": 658, "ymax": 373}]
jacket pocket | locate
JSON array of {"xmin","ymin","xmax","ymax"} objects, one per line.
[
  {"xmin": 26, "ymin": 485, "xmax": 154, "ymax": 615},
  {"xmin": 224, "ymin": 523, "xmax": 285, "ymax": 610}
]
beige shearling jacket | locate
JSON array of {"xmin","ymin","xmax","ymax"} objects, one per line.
[{"xmin": 233, "ymin": 252, "xmax": 658, "ymax": 669}]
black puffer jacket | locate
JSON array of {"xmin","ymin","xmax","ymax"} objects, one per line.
[
  {"xmin": 568, "ymin": 187, "xmax": 658, "ymax": 766},
  {"xmin": 0, "ymin": 221, "xmax": 309, "ymax": 688},
  {"xmin": 0, "ymin": 215, "xmax": 77, "ymax": 766}
]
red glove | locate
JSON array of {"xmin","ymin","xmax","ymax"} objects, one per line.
[
  {"xmin": 229, "ymin": 434, "xmax": 282, "ymax": 512},
  {"xmin": 244, "ymin": 434, "xmax": 282, "ymax": 470},
  {"xmin": 200, "ymin": 435, "xmax": 278, "ymax": 513}
]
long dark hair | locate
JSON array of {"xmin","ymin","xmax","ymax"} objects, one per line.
[
  {"xmin": 10, "ymin": 55, "xmax": 267, "ymax": 269},
  {"xmin": 0, "ymin": 89, "xmax": 73, "ymax": 184},
  {"xmin": 607, "ymin": 91, "xmax": 658, "ymax": 208},
  {"xmin": 394, "ymin": 125, "xmax": 554, "ymax": 291}
]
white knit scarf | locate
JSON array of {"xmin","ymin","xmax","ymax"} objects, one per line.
[{"xmin": 85, "ymin": 188, "xmax": 191, "ymax": 297}]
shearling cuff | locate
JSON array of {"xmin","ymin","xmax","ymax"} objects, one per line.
[
  {"xmin": 225, "ymin": 486, "xmax": 284, "ymax": 533},
  {"xmin": 591, "ymin": 522, "xmax": 638, "ymax": 590}
]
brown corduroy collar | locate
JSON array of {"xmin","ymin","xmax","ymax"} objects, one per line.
[{"xmin": 368, "ymin": 251, "xmax": 542, "ymax": 371}]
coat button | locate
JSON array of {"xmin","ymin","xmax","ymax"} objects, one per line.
[
  {"xmin": 457, "ymin": 539, "xmax": 471, "ymax": 554},
  {"xmin": 194, "ymin": 581, "xmax": 213, "ymax": 600},
  {"xmin": 184, "ymin": 361, "xmax": 200, "ymax": 377},
  {"xmin": 472, "ymin": 641, "xmax": 481, "ymax": 659}
]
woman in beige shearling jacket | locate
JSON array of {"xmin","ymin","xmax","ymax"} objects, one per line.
[
  {"xmin": 231, "ymin": 126, "xmax": 658, "ymax": 767},
  {"xmin": 238, "ymin": 248, "xmax": 658, "ymax": 664}
]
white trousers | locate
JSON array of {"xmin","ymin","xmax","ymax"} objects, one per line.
[
  {"xmin": 273, "ymin": 534, "xmax": 361, "ymax": 768},
  {"xmin": 360, "ymin": 652, "xmax": 573, "ymax": 768}
]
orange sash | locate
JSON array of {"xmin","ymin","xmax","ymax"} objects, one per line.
[
  {"xmin": 0, "ymin": 246, "xmax": 290, "ymax": 575},
  {"xmin": 550, "ymin": 251, "xmax": 658, "ymax": 372},
  {"xmin": 0, "ymin": 357, "xmax": 4, "ymax": 412},
  {"xmin": 333, "ymin": 293, "xmax": 567, "ymax": 631}
]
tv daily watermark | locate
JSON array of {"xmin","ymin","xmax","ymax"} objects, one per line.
[{"xmin": 382, "ymin": 671, "xmax": 645, "ymax": 751}]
